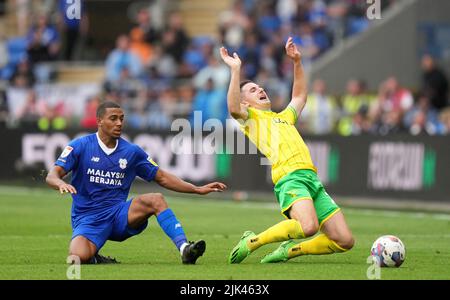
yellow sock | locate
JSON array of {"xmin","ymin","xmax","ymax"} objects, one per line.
[
  {"xmin": 247, "ymin": 219, "xmax": 304, "ymax": 252},
  {"xmin": 287, "ymin": 233, "xmax": 348, "ymax": 258}
]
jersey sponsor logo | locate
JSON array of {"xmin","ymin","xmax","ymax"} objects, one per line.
[
  {"xmin": 119, "ymin": 158, "xmax": 127, "ymax": 169},
  {"xmin": 60, "ymin": 146, "xmax": 73, "ymax": 158},
  {"xmin": 86, "ymin": 168, "xmax": 125, "ymax": 186},
  {"xmin": 273, "ymin": 118, "xmax": 289, "ymax": 125},
  {"xmin": 86, "ymin": 168, "xmax": 125, "ymax": 178},
  {"xmin": 91, "ymin": 156, "xmax": 100, "ymax": 162}
]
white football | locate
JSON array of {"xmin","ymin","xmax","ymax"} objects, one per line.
[{"xmin": 371, "ymin": 235, "xmax": 406, "ymax": 267}]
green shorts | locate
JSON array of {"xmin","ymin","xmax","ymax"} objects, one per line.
[{"xmin": 274, "ymin": 169, "xmax": 340, "ymax": 227}]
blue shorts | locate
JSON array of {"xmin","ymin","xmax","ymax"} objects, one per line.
[{"xmin": 71, "ymin": 199, "xmax": 148, "ymax": 251}]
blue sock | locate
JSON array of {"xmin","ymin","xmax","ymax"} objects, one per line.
[{"xmin": 156, "ymin": 208, "xmax": 187, "ymax": 250}]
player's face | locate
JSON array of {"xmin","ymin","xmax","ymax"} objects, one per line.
[
  {"xmin": 98, "ymin": 108, "xmax": 125, "ymax": 139},
  {"xmin": 241, "ymin": 82, "xmax": 271, "ymax": 110}
]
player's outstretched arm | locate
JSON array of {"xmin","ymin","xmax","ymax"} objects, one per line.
[
  {"xmin": 46, "ymin": 166, "xmax": 77, "ymax": 194},
  {"xmin": 285, "ymin": 37, "xmax": 308, "ymax": 117},
  {"xmin": 219, "ymin": 47, "xmax": 248, "ymax": 120},
  {"xmin": 154, "ymin": 169, "xmax": 227, "ymax": 195}
]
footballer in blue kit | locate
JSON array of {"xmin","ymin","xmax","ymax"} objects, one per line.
[{"xmin": 46, "ymin": 101, "xmax": 227, "ymax": 264}]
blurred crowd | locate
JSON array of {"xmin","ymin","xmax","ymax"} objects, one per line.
[
  {"xmin": 301, "ymin": 60, "xmax": 450, "ymax": 136},
  {"xmin": 0, "ymin": 0, "xmax": 449, "ymax": 135}
]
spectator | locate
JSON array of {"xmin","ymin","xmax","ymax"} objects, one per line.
[
  {"xmin": 147, "ymin": 93, "xmax": 172, "ymax": 130},
  {"xmin": 240, "ymin": 32, "xmax": 262, "ymax": 80},
  {"xmin": 148, "ymin": 45, "xmax": 177, "ymax": 79},
  {"xmin": 26, "ymin": 14, "xmax": 60, "ymax": 63},
  {"xmin": 259, "ymin": 43, "xmax": 279, "ymax": 77},
  {"xmin": 383, "ymin": 76, "xmax": 414, "ymax": 113},
  {"xmin": 175, "ymin": 83, "xmax": 195, "ymax": 118},
  {"xmin": 105, "ymin": 35, "xmax": 143, "ymax": 83},
  {"xmin": 129, "ymin": 27, "xmax": 153, "ymax": 66},
  {"xmin": 258, "ymin": 1, "xmax": 281, "ymax": 41},
  {"xmin": 131, "ymin": 7, "xmax": 161, "ymax": 45},
  {"xmin": 37, "ymin": 101, "xmax": 67, "ymax": 131},
  {"xmin": 376, "ymin": 109, "xmax": 405, "ymax": 135},
  {"xmin": 10, "ymin": 59, "xmax": 35, "ymax": 88},
  {"xmin": 369, "ymin": 78, "xmax": 411, "ymax": 135},
  {"xmin": 338, "ymin": 79, "xmax": 375, "ymax": 135},
  {"xmin": 193, "ymin": 54, "xmax": 230, "ymax": 90},
  {"xmin": 190, "ymin": 77, "xmax": 227, "ymax": 130},
  {"xmin": 345, "ymin": 0, "xmax": 370, "ymax": 37},
  {"xmin": 161, "ymin": 12, "xmax": 190, "ymax": 64},
  {"xmin": 404, "ymin": 94, "xmax": 444, "ymax": 135},
  {"xmin": 80, "ymin": 96, "xmax": 100, "ymax": 129},
  {"xmin": 276, "ymin": 0, "xmax": 298, "ymax": 25},
  {"xmin": 127, "ymin": 89, "xmax": 149, "ymax": 130},
  {"xmin": 302, "ymin": 79, "xmax": 338, "ymax": 134},
  {"xmin": 219, "ymin": 0, "xmax": 250, "ymax": 50},
  {"xmin": 350, "ymin": 105, "xmax": 373, "ymax": 135},
  {"xmin": 421, "ymin": 54, "xmax": 449, "ymax": 110},
  {"xmin": 15, "ymin": 90, "xmax": 46, "ymax": 126}
]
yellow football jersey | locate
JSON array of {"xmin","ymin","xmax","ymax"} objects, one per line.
[{"xmin": 240, "ymin": 106, "xmax": 317, "ymax": 184}]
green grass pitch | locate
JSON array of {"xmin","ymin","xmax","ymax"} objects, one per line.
[{"xmin": 0, "ymin": 186, "xmax": 449, "ymax": 280}]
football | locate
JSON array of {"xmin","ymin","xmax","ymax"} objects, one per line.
[{"xmin": 371, "ymin": 235, "xmax": 406, "ymax": 267}]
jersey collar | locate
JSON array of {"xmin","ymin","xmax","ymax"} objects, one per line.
[{"xmin": 96, "ymin": 132, "xmax": 118, "ymax": 155}]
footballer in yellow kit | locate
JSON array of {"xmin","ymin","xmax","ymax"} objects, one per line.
[{"xmin": 220, "ymin": 37, "xmax": 354, "ymax": 264}]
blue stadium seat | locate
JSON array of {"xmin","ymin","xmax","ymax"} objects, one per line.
[{"xmin": 1, "ymin": 37, "xmax": 28, "ymax": 80}]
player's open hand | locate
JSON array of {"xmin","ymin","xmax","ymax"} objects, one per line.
[
  {"xmin": 195, "ymin": 182, "xmax": 227, "ymax": 195},
  {"xmin": 285, "ymin": 37, "xmax": 302, "ymax": 63},
  {"xmin": 219, "ymin": 47, "xmax": 241, "ymax": 69},
  {"xmin": 58, "ymin": 183, "xmax": 77, "ymax": 195}
]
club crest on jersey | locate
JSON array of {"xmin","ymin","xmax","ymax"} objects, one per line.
[
  {"xmin": 60, "ymin": 146, "xmax": 73, "ymax": 158},
  {"xmin": 119, "ymin": 158, "xmax": 127, "ymax": 169}
]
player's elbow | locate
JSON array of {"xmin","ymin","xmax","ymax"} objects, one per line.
[
  {"xmin": 45, "ymin": 172, "xmax": 54, "ymax": 186},
  {"xmin": 292, "ymin": 95, "xmax": 307, "ymax": 105},
  {"xmin": 229, "ymin": 107, "xmax": 247, "ymax": 121}
]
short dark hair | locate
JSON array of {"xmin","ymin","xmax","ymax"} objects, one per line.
[
  {"xmin": 239, "ymin": 80, "xmax": 253, "ymax": 91},
  {"xmin": 96, "ymin": 101, "xmax": 121, "ymax": 118}
]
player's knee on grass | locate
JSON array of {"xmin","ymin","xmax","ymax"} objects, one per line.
[
  {"xmin": 69, "ymin": 240, "xmax": 96, "ymax": 263},
  {"xmin": 68, "ymin": 251, "xmax": 93, "ymax": 264},
  {"xmin": 300, "ymin": 220, "xmax": 319, "ymax": 237},
  {"xmin": 137, "ymin": 193, "xmax": 168, "ymax": 215},
  {"xmin": 335, "ymin": 234, "xmax": 355, "ymax": 251}
]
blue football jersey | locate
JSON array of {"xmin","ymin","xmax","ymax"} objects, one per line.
[{"xmin": 55, "ymin": 133, "xmax": 159, "ymax": 218}]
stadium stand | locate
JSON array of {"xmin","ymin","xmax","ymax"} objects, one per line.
[{"xmin": 0, "ymin": 0, "xmax": 448, "ymax": 134}]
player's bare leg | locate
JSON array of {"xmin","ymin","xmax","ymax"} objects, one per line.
[
  {"xmin": 128, "ymin": 193, "xmax": 168, "ymax": 228},
  {"xmin": 229, "ymin": 200, "xmax": 316, "ymax": 264},
  {"xmin": 262, "ymin": 210, "xmax": 354, "ymax": 263},
  {"xmin": 69, "ymin": 236, "xmax": 96, "ymax": 263},
  {"xmin": 69, "ymin": 236, "xmax": 119, "ymax": 264},
  {"xmin": 129, "ymin": 193, "xmax": 205, "ymax": 264},
  {"xmin": 288, "ymin": 200, "xmax": 319, "ymax": 237},
  {"xmin": 319, "ymin": 211, "xmax": 355, "ymax": 250}
]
